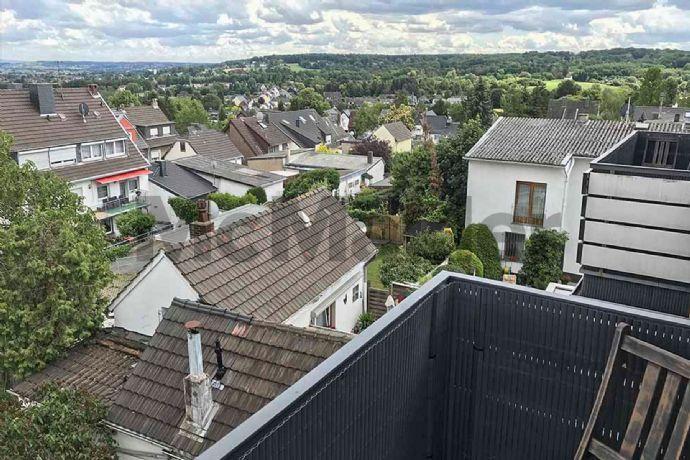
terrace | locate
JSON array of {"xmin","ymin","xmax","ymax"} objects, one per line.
[{"xmin": 197, "ymin": 272, "xmax": 690, "ymax": 460}]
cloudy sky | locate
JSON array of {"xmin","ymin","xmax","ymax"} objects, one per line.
[{"xmin": 1, "ymin": 0, "xmax": 690, "ymax": 62}]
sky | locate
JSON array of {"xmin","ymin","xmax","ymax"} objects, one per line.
[{"xmin": 1, "ymin": 0, "xmax": 690, "ymax": 63}]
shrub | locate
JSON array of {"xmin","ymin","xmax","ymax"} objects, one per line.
[
  {"xmin": 448, "ymin": 249, "xmax": 484, "ymax": 276},
  {"xmin": 379, "ymin": 250, "xmax": 434, "ymax": 288},
  {"xmin": 352, "ymin": 312, "xmax": 375, "ymax": 333},
  {"xmin": 284, "ymin": 169, "xmax": 340, "ymax": 199},
  {"xmin": 105, "ymin": 244, "xmax": 131, "ymax": 261},
  {"xmin": 407, "ymin": 230, "xmax": 454, "ymax": 264},
  {"xmin": 459, "ymin": 223, "xmax": 501, "ymax": 280},
  {"xmin": 247, "ymin": 187, "xmax": 267, "ymax": 204},
  {"xmin": 115, "ymin": 210, "xmax": 156, "ymax": 237},
  {"xmin": 168, "ymin": 197, "xmax": 198, "ymax": 223},
  {"xmin": 208, "ymin": 192, "xmax": 258, "ymax": 211},
  {"xmin": 347, "ymin": 188, "xmax": 383, "ymax": 220},
  {"xmin": 520, "ymin": 229, "xmax": 569, "ymax": 290}
]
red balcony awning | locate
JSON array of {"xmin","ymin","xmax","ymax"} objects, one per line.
[{"xmin": 95, "ymin": 168, "xmax": 151, "ymax": 184}]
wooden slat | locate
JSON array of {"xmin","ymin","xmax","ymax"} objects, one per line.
[
  {"xmin": 589, "ymin": 439, "xmax": 628, "ymax": 460},
  {"xmin": 663, "ymin": 383, "xmax": 690, "ymax": 460},
  {"xmin": 622, "ymin": 336, "xmax": 690, "ymax": 379},
  {"xmin": 620, "ymin": 363, "xmax": 661, "ymax": 457},
  {"xmin": 574, "ymin": 323, "xmax": 629, "ymax": 460},
  {"xmin": 641, "ymin": 373, "xmax": 682, "ymax": 460}
]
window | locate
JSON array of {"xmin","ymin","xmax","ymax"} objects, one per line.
[
  {"xmin": 104, "ymin": 140, "xmax": 125, "ymax": 157},
  {"xmin": 504, "ymin": 232, "xmax": 525, "ymax": 262},
  {"xmin": 352, "ymin": 284, "xmax": 361, "ymax": 302},
  {"xmin": 81, "ymin": 142, "xmax": 103, "ymax": 161},
  {"xmin": 97, "ymin": 185, "xmax": 109, "ymax": 200},
  {"xmin": 150, "ymin": 149, "xmax": 161, "ymax": 161},
  {"xmin": 18, "ymin": 149, "xmax": 50, "ymax": 169},
  {"xmin": 513, "ymin": 182, "xmax": 546, "ymax": 226},
  {"xmin": 644, "ymin": 139, "xmax": 678, "ymax": 168},
  {"xmin": 102, "ymin": 217, "xmax": 114, "ymax": 234},
  {"xmin": 162, "ymin": 126, "xmax": 171, "ymax": 135},
  {"xmin": 311, "ymin": 303, "xmax": 335, "ymax": 329},
  {"xmin": 150, "ymin": 127, "xmax": 159, "ymax": 137},
  {"xmin": 49, "ymin": 145, "xmax": 77, "ymax": 167},
  {"xmin": 674, "ymin": 114, "xmax": 681, "ymax": 123}
]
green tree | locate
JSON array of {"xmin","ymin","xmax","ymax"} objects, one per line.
[
  {"xmin": 115, "ymin": 209, "xmax": 156, "ymax": 237},
  {"xmin": 353, "ymin": 102, "xmax": 384, "ymax": 136},
  {"xmin": 208, "ymin": 192, "xmax": 258, "ymax": 210},
  {"xmin": 635, "ymin": 67, "xmax": 664, "ymax": 105},
  {"xmin": 458, "ymin": 223, "xmax": 501, "ymax": 280},
  {"xmin": 448, "ymin": 249, "xmax": 484, "ymax": 276},
  {"xmin": 108, "ymin": 89, "xmax": 140, "ymax": 109},
  {"xmin": 380, "ymin": 104, "xmax": 415, "ymax": 130},
  {"xmin": 554, "ymin": 79, "xmax": 581, "ymax": 99},
  {"xmin": 501, "ymin": 85, "xmax": 528, "ymax": 117},
  {"xmin": 351, "ymin": 138, "xmax": 393, "ymax": 171},
  {"xmin": 283, "ymin": 169, "xmax": 340, "ymax": 199},
  {"xmin": 247, "ymin": 187, "xmax": 267, "ymax": 204},
  {"xmin": 202, "ymin": 93, "xmax": 222, "ymax": 111},
  {"xmin": 0, "ymin": 384, "xmax": 115, "ymax": 459},
  {"xmin": 0, "ymin": 134, "xmax": 112, "ymax": 381},
  {"xmin": 466, "ymin": 77, "xmax": 494, "ymax": 128},
  {"xmin": 407, "ymin": 231, "xmax": 455, "ymax": 264},
  {"xmin": 169, "ymin": 97, "xmax": 209, "ymax": 135},
  {"xmin": 289, "ymin": 88, "xmax": 330, "ymax": 114},
  {"xmin": 379, "ymin": 250, "xmax": 434, "ymax": 287},
  {"xmin": 520, "ymin": 229, "xmax": 568, "ymax": 289},
  {"xmin": 168, "ymin": 197, "xmax": 199, "ymax": 224},
  {"xmin": 436, "ymin": 117, "xmax": 485, "ymax": 230},
  {"xmin": 431, "ymin": 98, "xmax": 448, "ymax": 116},
  {"xmin": 391, "ymin": 146, "xmax": 443, "ymax": 224},
  {"xmin": 527, "ymin": 82, "xmax": 551, "ymax": 117},
  {"xmin": 600, "ymin": 88, "xmax": 628, "ymax": 120}
]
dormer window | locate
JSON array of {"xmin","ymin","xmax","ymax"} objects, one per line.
[
  {"xmin": 644, "ymin": 138, "xmax": 678, "ymax": 168},
  {"xmin": 81, "ymin": 142, "xmax": 104, "ymax": 161},
  {"xmin": 162, "ymin": 126, "xmax": 171, "ymax": 135}
]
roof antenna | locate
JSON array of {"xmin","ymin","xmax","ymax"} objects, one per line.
[
  {"xmin": 78, "ymin": 102, "xmax": 89, "ymax": 123},
  {"xmin": 625, "ymin": 96, "xmax": 631, "ymax": 123},
  {"xmin": 213, "ymin": 338, "xmax": 227, "ymax": 380}
]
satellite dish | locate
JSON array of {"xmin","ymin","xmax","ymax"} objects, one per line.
[{"xmin": 78, "ymin": 102, "xmax": 89, "ymax": 116}]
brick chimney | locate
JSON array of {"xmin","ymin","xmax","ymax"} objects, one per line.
[
  {"xmin": 180, "ymin": 320, "xmax": 216, "ymax": 437},
  {"xmin": 190, "ymin": 200, "xmax": 214, "ymax": 238},
  {"xmin": 87, "ymin": 84, "xmax": 99, "ymax": 97}
]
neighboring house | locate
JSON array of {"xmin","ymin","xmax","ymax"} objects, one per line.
[
  {"xmin": 265, "ymin": 109, "xmax": 349, "ymax": 148},
  {"xmin": 174, "ymin": 155, "xmax": 285, "ymax": 200},
  {"xmin": 576, "ymin": 128, "xmax": 690, "ymax": 316},
  {"xmin": 120, "ymin": 100, "xmax": 177, "ymax": 160},
  {"xmin": 546, "ymin": 99, "xmax": 600, "ymax": 119},
  {"xmin": 424, "ymin": 114, "xmax": 459, "ymax": 143},
  {"xmin": 0, "ymin": 84, "xmax": 151, "ymax": 235},
  {"xmin": 372, "ymin": 121, "xmax": 412, "ymax": 153},
  {"xmin": 630, "ymin": 105, "xmax": 690, "ymax": 125},
  {"xmin": 464, "ymin": 117, "xmax": 635, "ymax": 277},
  {"xmin": 286, "ymin": 150, "xmax": 385, "ymax": 197},
  {"xmin": 108, "ymin": 297, "xmax": 349, "ymax": 459},
  {"xmin": 224, "ymin": 116, "xmax": 294, "ymax": 159},
  {"xmin": 184, "ymin": 124, "xmax": 244, "ymax": 163},
  {"xmin": 148, "ymin": 160, "xmax": 217, "ymax": 226},
  {"xmin": 109, "ymin": 190, "xmax": 377, "ymax": 336},
  {"xmin": 11, "ymin": 328, "xmax": 146, "ymax": 406}
]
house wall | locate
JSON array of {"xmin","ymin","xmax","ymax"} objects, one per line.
[
  {"xmin": 285, "ymin": 262, "xmax": 366, "ymax": 333},
  {"xmin": 465, "ymin": 159, "xmax": 568, "ymax": 273},
  {"xmin": 147, "ymin": 182, "xmax": 182, "ymax": 226},
  {"xmin": 195, "ymin": 172, "xmax": 284, "ymax": 201},
  {"xmin": 70, "ymin": 174, "xmax": 150, "ymax": 211},
  {"xmin": 245, "ymin": 156, "xmax": 285, "ymax": 171},
  {"xmin": 111, "ymin": 253, "xmax": 198, "ymax": 336},
  {"xmin": 165, "ymin": 140, "xmax": 196, "ymax": 161}
]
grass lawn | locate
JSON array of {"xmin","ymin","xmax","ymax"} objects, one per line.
[
  {"xmin": 543, "ymin": 79, "xmax": 627, "ymax": 94},
  {"xmin": 367, "ymin": 243, "xmax": 401, "ymax": 290},
  {"xmin": 286, "ymin": 63, "xmax": 307, "ymax": 72}
]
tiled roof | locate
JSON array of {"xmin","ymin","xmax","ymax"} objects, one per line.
[
  {"xmin": 165, "ymin": 189, "xmax": 377, "ymax": 323},
  {"xmin": 53, "ymin": 141, "xmax": 149, "ymax": 182},
  {"xmin": 464, "ymin": 117, "xmax": 635, "ymax": 166},
  {"xmin": 108, "ymin": 298, "xmax": 349, "ymax": 456},
  {"xmin": 175, "ymin": 155, "xmax": 284, "ymax": 187},
  {"xmin": 225, "ymin": 117, "xmax": 266, "ymax": 158},
  {"xmin": 122, "ymin": 104, "xmax": 171, "ymax": 126},
  {"xmin": 426, "ymin": 115, "xmax": 459, "ymax": 137},
  {"xmin": 143, "ymin": 135, "xmax": 177, "ymax": 149},
  {"xmin": 381, "ymin": 121, "xmax": 412, "ymax": 141},
  {"xmin": 288, "ymin": 150, "xmax": 383, "ymax": 172},
  {"xmin": 632, "ymin": 105, "xmax": 690, "ymax": 123},
  {"xmin": 149, "ymin": 160, "xmax": 217, "ymax": 199},
  {"xmin": 266, "ymin": 109, "xmax": 348, "ymax": 148},
  {"xmin": 12, "ymin": 329, "xmax": 146, "ymax": 406},
  {"xmin": 546, "ymin": 99, "xmax": 600, "ymax": 119},
  {"xmin": 243, "ymin": 117, "xmax": 291, "ymax": 147},
  {"xmin": 186, "ymin": 125, "xmax": 244, "ymax": 162}
]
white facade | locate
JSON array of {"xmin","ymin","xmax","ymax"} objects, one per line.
[
  {"xmin": 147, "ymin": 181, "xmax": 182, "ymax": 226},
  {"xmin": 109, "ymin": 252, "xmax": 198, "ymax": 336},
  {"xmin": 195, "ymin": 171, "xmax": 284, "ymax": 201},
  {"xmin": 165, "ymin": 139, "xmax": 197, "ymax": 161},
  {"xmin": 465, "ymin": 157, "xmax": 586, "ymax": 275}
]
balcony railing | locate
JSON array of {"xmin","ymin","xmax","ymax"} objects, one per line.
[
  {"xmin": 198, "ymin": 272, "xmax": 690, "ymax": 460},
  {"xmin": 96, "ymin": 195, "xmax": 146, "ymax": 216}
]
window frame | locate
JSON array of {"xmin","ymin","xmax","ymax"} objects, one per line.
[
  {"xmin": 504, "ymin": 232, "xmax": 526, "ymax": 262},
  {"xmin": 81, "ymin": 141, "xmax": 104, "ymax": 162},
  {"xmin": 513, "ymin": 181, "xmax": 546, "ymax": 227},
  {"xmin": 162, "ymin": 125, "xmax": 171, "ymax": 135},
  {"xmin": 643, "ymin": 137, "xmax": 678, "ymax": 169},
  {"xmin": 97, "ymin": 185, "xmax": 109, "ymax": 200},
  {"xmin": 311, "ymin": 302, "xmax": 336, "ymax": 329},
  {"xmin": 352, "ymin": 283, "xmax": 361, "ymax": 302}
]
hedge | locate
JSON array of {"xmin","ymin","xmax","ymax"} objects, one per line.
[
  {"xmin": 379, "ymin": 250, "xmax": 434, "ymax": 288},
  {"xmin": 520, "ymin": 229, "xmax": 568, "ymax": 290},
  {"xmin": 115, "ymin": 210, "xmax": 156, "ymax": 237},
  {"xmin": 284, "ymin": 169, "xmax": 340, "ymax": 199},
  {"xmin": 168, "ymin": 197, "xmax": 198, "ymax": 224},
  {"xmin": 407, "ymin": 231, "xmax": 455, "ymax": 264},
  {"xmin": 459, "ymin": 223, "xmax": 501, "ymax": 279},
  {"xmin": 208, "ymin": 192, "xmax": 258, "ymax": 211},
  {"xmin": 448, "ymin": 249, "xmax": 484, "ymax": 277},
  {"xmin": 247, "ymin": 187, "xmax": 267, "ymax": 204}
]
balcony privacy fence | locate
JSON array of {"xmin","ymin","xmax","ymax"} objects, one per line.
[{"xmin": 198, "ymin": 273, "xmax": 690, "ymax": 460}]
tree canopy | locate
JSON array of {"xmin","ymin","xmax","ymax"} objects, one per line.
[
  {"xmin": 289, "ymin": 87, "xmax": 330, "ymax": 114},
  {"xmin": 168, "ymin": 97, "xmax": 209, "ymax": 135},
  {"xmin": 108, "ymin": 89, "xmax": 140, "ymax": 109}
]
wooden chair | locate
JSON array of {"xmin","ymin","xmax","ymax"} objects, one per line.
[{"xmin": 575, "ymin": 322, "xmax": 690, "ymax": 460}]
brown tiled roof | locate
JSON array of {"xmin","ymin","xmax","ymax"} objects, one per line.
[
  {"xmin": 166, "ymin": 189, "xmax": 377, "ymax": 323},
  {"xmin": 243, "ymin": 117, "xmax": 291, "ymax": 146},
  {"xmin": 12, "ymin": 329, "xmax": 146, "ymax": 406},
  {"xmin": 186, "ymin": 125, "xmax": 244, "ymax": 161},
  {"xmin": 108, "ymin": 298, "xmax": 349, "ymax": 456},
  {"xmin": 122, "ymin": 104, "xmax": 171, "ymax": 126},
  {"xmin": 465, "ymin": 117, "xmax": 635, "ymax": 166},
  {"xmin": 226, "ymin": 117, "xmax": 265, "ymax": 158},
  {"xmin": 381, "ymin": 121, "xmax": 412, "ymax": 141},
  {"xmin": 143, "ymin": 135, "xmax": 177, "ymax": 149},
  {"xmin": 51, "ymin": 141, "xmax": 149, "ymax": 182}
]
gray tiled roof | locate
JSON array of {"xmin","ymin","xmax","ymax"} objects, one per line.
[
  {"xmin": 122, "ymin": 104, "xmax": 171, "ymax": 126},
  {"xmin": 288, "ymin": 150, "xmax": 383, "ymax": 172},
  {"xmin": 266, "ymin": 109, "xmax": 348, "ymax": 148},
  {"xmin": 632, "ymin": 105, "xmax": 690, "ymax": 123},
  {"xmin": 108, "ymin": 298, "xmax": 349, "ymax": 456},
  {"xmin": 546, "ymin": 99, "xmax": 600, "ymax": 119},
  {"xmin": 186, "ymin": 125, "xmax": 244, "ymax": 162},
  {"xmin": 426, "ymin": 115, "xmax": 459, "ymax": 137},
  {"xmin": 464, "ymin": 117, "xmax": 635, "ymax": 166},
  {"xmin": 381, "ymin": 121, "xmax": 412, "ymax": 141},
  {"xmin": 13, "ymin": 329, "xmax": 146, "ymax": 406},
  {"xmin": 165, "ymin": 189, "xmax": 377, "ymax": 323},
  {"xmin": 149, "ymin": 160, "xmax": 216, "ymax": 199},
  {"xmin": 174, "ymin": 155, "xmax": 284, "ymax": 187}
]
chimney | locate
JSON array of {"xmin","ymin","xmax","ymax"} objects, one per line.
[
  {"xmin": 190, "ymin": 200, "xmax": 214, "ymax": 238},
  {"xmin": 181, "ymin": 320, "xmax": 215, "ymax": 435},
  {"xmin": 295, "ymin": 117, "xmax": 301, "ymax": 128},
  {"xmin": 28, "ymin": 83, "xmax": 56, "ymax": 116},
  {"xmin": 577, "ymin": 113, "xmax": 589, "ymax": 123},
  {"xmin": 87, "ymin": 84, "xmax": 98, "ymax": 97},
  {"xmin": 367, "ymin": 150, "xmax": 374, "ymax": 164},
  {"xmin": 151, "ymin": 98, "xmax": 159, "ymax": 109},
  {"xmin": 158, "ymin": 160, "xmax": 167, "ymax": 177}
]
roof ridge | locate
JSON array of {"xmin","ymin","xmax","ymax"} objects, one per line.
[{"xmin": 170, "ymin": 297, "xmax": 253, "ymax": 323}]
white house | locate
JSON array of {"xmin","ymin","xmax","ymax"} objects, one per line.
[
  {"xmin": 464, "ymin": 117, "xmax": 635, "ymax": 277},
  {"xmin": 109, "ymin": 190, "xmax": 377, "ymax": 336}
]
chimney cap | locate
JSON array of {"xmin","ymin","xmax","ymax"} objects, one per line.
[{"xmin": 185, "ymin": 320, "xmax": 202, "ymax": 331}]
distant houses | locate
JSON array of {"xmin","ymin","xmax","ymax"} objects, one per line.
[{"xmin": 372, "ymin": 121, "xmax": 412, "ymax": 153}]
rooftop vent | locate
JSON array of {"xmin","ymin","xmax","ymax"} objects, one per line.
[
  {"xmin": 298, "ymin": 210, "xmax": 311, "ymax": 228},
  {"xmin": 28, "ymin": 83, "xmax": 56, "ymax": 117}
]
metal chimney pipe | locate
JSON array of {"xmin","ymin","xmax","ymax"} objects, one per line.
[
  {"xmin": 185, "ymin": 320, "xmax": 204, "ymax": 376},
  {"xmin": 367, "ymin": 150, "xmax": 373, "ymax": 164}
]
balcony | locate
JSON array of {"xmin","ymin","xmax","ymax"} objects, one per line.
[
  {"xmin": 95, "ymin": 194, "xmax": 146, "ymax": 218},
  {"xmin": 198, "ymin": 272, "xmax": 690, "ymax": 460}
]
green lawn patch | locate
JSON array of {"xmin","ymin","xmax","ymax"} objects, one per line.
[
  {"xmin": 542, "ymin": 79, "xmax": 627, "ymax": 94},
  {"xmin": 367, "ymin": 243, "xmax": 401, "ymax": 290}
]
